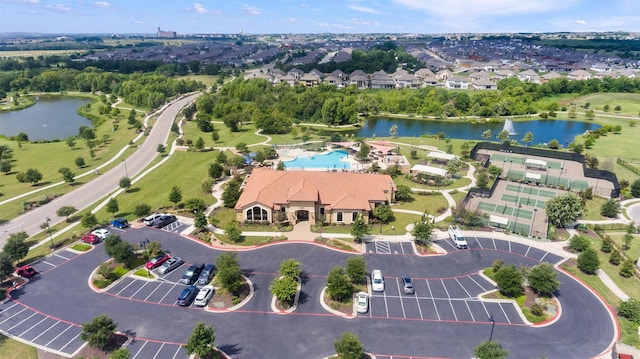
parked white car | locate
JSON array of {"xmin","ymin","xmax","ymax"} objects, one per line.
[
  {"xmin": 143, "ymin": 213, "xmax": 164, "ymax": 226},
  {"xmin": 448, "ymin": 225, "xmax": 468, "ymax": 249},
  {"xmin": 356, "ymin": 292, "xmax": 368, "ymax": 313},
  {"xmin": 91, "ymin": 228, "xmax": 111, "ymax": 239},
  {"xmin": 371, "ymin": 270, "xmax": 384, "ymax": 292},
  {"xmin": 194, "ymin": 285, "xmax": 214, "ymax": 307}
]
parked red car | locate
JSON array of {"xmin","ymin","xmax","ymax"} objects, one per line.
[
  {"xmin": 80, "ymin": 233, "xmax": 101, "ymax": 244},
  {"xmin": 15, "ymin": 265, "xmax": 37, "ymax": 278},
  {"xmin": 145, "ymin": 253, "xmax": 171, "ymax": 270}
]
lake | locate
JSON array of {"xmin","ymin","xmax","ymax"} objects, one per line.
[
  {"xmin": 0, "ymin": 97, "xmax": 92, "ymax": 141},
  {"xmin": 354, "ymin": 117, "xmax": 600, "ymax": 145}
]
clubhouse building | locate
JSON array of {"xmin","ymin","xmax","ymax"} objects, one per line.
[{"xmin": 234, "ymin": 168, "xmax": 396, "ymax": 225}]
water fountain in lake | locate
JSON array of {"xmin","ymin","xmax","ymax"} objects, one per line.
[{"xmin": 503, "ymin": 119, "xmax": 517, "ymax": 135}]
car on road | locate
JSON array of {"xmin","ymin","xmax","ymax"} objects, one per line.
[
  {"xmin": 180, "ymin": 263, "xmax": 204, "ymax": 285},
  {"xmin": 111, "ymin": 218, "xmax": 129, "ymax": 228},
  {"xmin": 401, "ymin": 276, "xmax": 415, "ymax": 294},
  {"xmin": 80, "ymin": 233, "xmax": 101, "ymax": 244},
  {"xmin": 152, "ymin": 215, "xmax": 177, "ymax": 228},
  {"xmin": 15, "ymin": 265, "xmax": 37, "ymax": 278},
  {"xmin": 371, "ymin": 270, "xmax": 384, "ymax": 292},
  {"xmin": 176, "ymin": 285, "xmax": 198, "ymax": 306},
  {"xmin": 145, "ymin": 253, "xmax": 171, "ymax": 270},
  {"xmin": 91, "ymin": 228, "xmax": 111, "ymax": 240},
  {"xmin": 356, "ymin": 292, "xmax": 368, "ymax": 313},
  {"xmin": 194, "ymin": 285, "xmax": 214, "ymax": 307},
  {"xmin": 143, "ymin": 213, "xmax": 164, "ymax": 226},
  {"xmin": 197, "ymin": 264, "xmax": 216, "ymax": 286},
  {"xmin": 158, "ymin": 257, "xmax": 183, "ymax": 274}
]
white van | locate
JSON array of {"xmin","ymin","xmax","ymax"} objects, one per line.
[
  {"xmin": 448, "ymin": 225, "xmax": 468, "ymax": 249},
  {"xmin": 371, "ymin": 270, "xmax": 384, "ymax": 292}
]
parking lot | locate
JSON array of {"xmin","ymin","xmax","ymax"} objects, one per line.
[{"xmin": 364, "ymin": 240, "xmax": 413, "ymax": 255}]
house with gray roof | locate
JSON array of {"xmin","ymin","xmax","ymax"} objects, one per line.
[
  {"xmin": 472, "ymin": 77, "xmax": 497, "ymax": 90},
  {"xmin": 445, "ymin": 76, "xmax": 469, "ymax": 89},
  {"xmin": 396, "ymin": 73, "xmax": 420, "ymax": 89},
  {"xmin": 370, "ymin": 70, "xmax": 395, "ymax": 89}
]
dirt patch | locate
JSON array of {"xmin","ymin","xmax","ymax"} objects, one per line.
[
  {"xmin": 274, "ymin": 298, "xmax": 293, "ymax": 311},
  {"xmin": 208, "ymin": 281, "xmax": 250, "ymax": 310},
  {"xmin": 49, "ymin": 333, "xmax": 128, "ymax": 359},
  {"xmin": 416, "ymin": 244, "xmax": 440, "ymax": 255},
  {"xmin": 323, "ymin": 293, "xmax": 352, "ymax": 314}
]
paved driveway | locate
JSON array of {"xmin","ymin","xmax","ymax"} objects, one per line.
[{"xmin": 0, "ymin": 228, "xmax": 616, "ymax": 358}]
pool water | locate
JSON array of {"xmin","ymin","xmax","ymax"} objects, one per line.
[{"xmin": 284, "ymin": 150, "xmax": 351, "ymax": 169}]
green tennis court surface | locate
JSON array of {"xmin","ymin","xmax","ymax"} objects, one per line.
[
  {"xmin": 491, "ymin": 153, "xmax": 562, "ymax": 169},
  {"xmin": 479, "ymin": 201, "xmax": 534, "ymax": 219},
  {"xmin": 504, "ymin": 183, "xmax": 557, "ymax": 198}
]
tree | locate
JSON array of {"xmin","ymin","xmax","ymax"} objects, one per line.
[
  {"xmin": 600, "ymin": 199, "xmax": 620, "ymax": 218},
  {"xmin": 618, "ymin": 299, "xmax": 640, "ymax": 324},
  {"xmin": 494, "ymin": 264, "xmax": 523, "ymax": 297},
  {"xmin": 373, "ymin": 204, "xmax": 394, "ymax": 225},
  {"xmin": 56, "ymin": 205, "xmax": 77, "ymax": 222},
  {"xmin": 110, "ymin": 348, "xmax": 130, "ymax": 359},
  {"xmin": 226, "ymin": 223, "xmax": 242, "ymax": 243},
  {"xmin": 119, "ymin": 177, "xmax": 131, "ymax": 192},
  {"xmin": 577, "ymin": 248, "xmax": 600, "ymax": 274},
  {"xmin": 279, "ymin": 258, "xmax": 302, "ymax": 279},
  {"xmin": 235, "ymin": 142, "xmax": 249, "ymax": 153},
  {"xmin": 211, "ymin": 130, "xmax": 219, "ymax": 143},
  {"xmin": 412, "ymin": 213, "xmax": 434, "ymax": 246},
  {"xmin": 334, "ymin": 332, "xmax": 364, "ymax": 359},
  {"xmin": 572, "ymin": 143, "xmax": 584, "ymax": 155},
  {"xmin": 194, "ymin": 211, "xmax": 208, "ymax": 230},
  {"xmin": 389, "ymin": 124, "xmax": 398, "ymax": 137},
  {"xmin": 106, "ymin": 197, "xmax": 119, "ymax": 216},
  {"xmin": 521, "ymin": 131, "xmax": 533, "ymax": 147},
  {"xmin": 609, "ymin": 250, "xmax": 622, "ymax": 265},
  {"xmin": 168, "ymin": 185, "xmax": 182, "ymax": 207},
  {"xmin": 497, "ymin": 129, "xmax": 510, "ymax": 143},
  {"xmin": 222, "ymin": 176, "xmax": 243, "ymax": 208},
  {"xmin": 16, "ymin": 132, "xmax": 29, "ymax": 143},
  {"xmin": 4, "ymin": 231, "xmax": 29, "ymax": 262},
  {"xmin": 0, "ymin": 253, "xmax": 13, "ymax": 282},
  {"xmin": 474, "ymin": 341, "xmax": 509, "ymax": 359},
  {"xmin": 620, "ymin": 260, "xmax": 635, "ymax": 278},
  {"xmin": 0, "ymin": 160, "xmax": 11, "ymax": 175},
  {"xmin": 134, "ymin": 203, "xmax": 151, "ymax": 218},
  {"xmin": 545, "ymin": 193, "xmax": 584, "ymax": 227},
  {"xmin": 631, "ymin": 179, "xmax": 640, "ymax": 198},
  {"xmin": 215, "ymin": 252, "xmax": 244, "ymax": 294},
  {"xmin": 195, "ymin": 137, "xmax": 205, "ymax": 151},
  {"xmin": 208, "ymin": 162, "xmax": 224, "ymax": 179},
  {"xmin": 395, "ymin": 184, "xmax": 413, "ymax": 202},
  {"xmin": 185, "ymin": 321, "xmax": 216, "ymax": 358},
  {"xmin": 65, "ymin": 137, "xmax": 76, "ymax": 148},
  {"xmin": 326, "ymin": 265, "xmax": 353, "ymax": 302},
  {"xmin": 356, "ymin": 142, "xmax": 370, "ymax": 161},
  {"xmin": 569, "ymin": 235, "xmax": 590, "ymax": 252},
  {"xmin": 345, "ymin": 256, "xmax": 367, "ymax": 285},
  {"xmin": 269, "ymin": 275, "xmax": 298, "ymax": 304},
  {"xmin": 185, "ymin": 198, "xmax": 207, "ymax": 213},
  {"xmin": 156, "ymin": 144, "xmax": 166, "ymax": 155},
  {"xmin": 81, "ymin": 212, "xmax": 98, "ymax": 228},
  {"xmin": 75, "ymin": 156, "xmax": 86, "ymax": 168},
  {"xmin": 601, "ymin": 237, "xmax": 614, "ymax": 253},
  {"xmin": 350, "ymin": 214, "xmax": 369, "ymax": 243},
  {"xmin": 548, "ymin": 139, "xmax": 560, "ymax": 149},
  {"xmin": 476, "ymin": 170, "xmax": 489, "ymax": 189},
  {"xmin": 527, "ymin": 263, "xmax": 559, "ymax": 295},
  {"xmin": 481, "ymin": 129, "xmax": 492, "ymax": 141},
  {"xmin": 58, "ymin": 167, "xmax": 75, "ymax": 183},
  {"xmin": 80, "ymin": 314, "xmax": 117, "ymax": 350},
  {"xmin": 17, "ymin": 168, "xmax": 43, "ymax": 185}
]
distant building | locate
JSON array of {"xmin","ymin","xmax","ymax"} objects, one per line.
[{"xmin": 157, "ymin": 27, "xmax": 177, "ymax": 38}]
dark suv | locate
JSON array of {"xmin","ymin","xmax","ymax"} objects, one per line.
[
  {"xmin": 401, "ymin": 276, "xmax": 414, "ymax": 294},
  {"xmin": 176, "ymin": 285, "xmax": 198, "ymax": 306},
  {"xmin": 180, "ymin": 263, "xmax": 205, "ymax": 285},
  {"xmin": 197, "ymin": 264, "xmax": 216, "ymax": 286}
]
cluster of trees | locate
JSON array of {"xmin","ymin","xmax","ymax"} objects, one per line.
[
  {"xmin": 0, "ymin": 232, "xmax": 31, "ymax": 281},
  {"xmin": 326, "ymin": 257, "xmax": 368, "ymax": 303},
  {"xmin": 269, "ymin": 258, "xmax": 302, "ymax": 307},
  {"xmin": 215, "ymin": 252, "xmax": 245, "ymax": 297},
  {"xmin": 491, "ymin": 260, "xmax": 559, "ymax": 299}
]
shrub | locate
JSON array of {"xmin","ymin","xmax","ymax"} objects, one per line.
[
  {"xmin": 619, "ymin": 260, "xmax": 635, "ymax": 278},
  {"xmin": 600, "ymin": 237, "xmax": 613, "ymax": 253},
  {"xmin": 527, "ymin": 263, "xmax": 559, "ymax": 295},
  {"xmin": 530, "ymin": 302, "xmax": 545, "ymax": 316},
  {"xmin": 494, "ymin": 264, "xmax": 523, "ymax": 297},
  {"xmin": 609, "ymin": 250, "xmax": 622, "ymax": 265},
  {"xmin": 577, "ymin": 248, "xmax": 600, "ymax": 274},
  {"xmin": 569, "ymin": 235, "xmax": 590, "ymax": 252},
  {"xmin": 492, "ymin": 259, "xmax": 504, "ymax": 273},
  {"xmin": 619, "ymin": 299, "xmax": 640, "ymax": 324}
]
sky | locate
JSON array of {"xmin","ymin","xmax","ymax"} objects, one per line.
[{"xmin": 1, "ymin": 0, "xmax": 640, "ymax": 34}]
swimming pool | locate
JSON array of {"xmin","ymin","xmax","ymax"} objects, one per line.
[{"xmin": 284, "ymin": 150, "xmax": 351, "ymax": 169}]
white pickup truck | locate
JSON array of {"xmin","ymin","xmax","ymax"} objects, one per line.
[{"xmin": 448, "ymin": 225, "xmax": 468, "ymax": 249}]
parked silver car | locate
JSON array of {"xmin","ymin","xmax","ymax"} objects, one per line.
[{"xmin": 158, "ymin": 257, "xmax": 183, "ymax": 274}]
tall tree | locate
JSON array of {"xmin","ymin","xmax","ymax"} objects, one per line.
[
  {"xmin": 119, "ymin": 177, "xmax": 132, "ymax": 192},
  {"xmin": 411, "ymin": 214, "xmax": 434, "ymax": 246},
  {"xmin": 334, "ymin": 332, "xmax": 364, "ymax": 359},
  {"xmin": 545, "ymin": 193, "xmax": 584, "ymax": 227},
  {"xmin": 185, "ymin": 321, "xmax": 216, "ymax": 358},
  {"xmin": 350, "ymin": 214, "xmax": 369, "ymax": 243},
  {"xmin": 474, "ymin": 341, "xmax": 509, "ymax": 359},
  {"xmin": 56, "ymin": 205, "xmax": 77, "ymax": 222},
  {"xmin": 80, "ymin": 314, "xmax": 117, "ymax": 350},
  {"xmin": 4, "ymin": 231, "xmax": 29, "ymax": 262},
  {"xmin": 106, "ymin": 197, "xmax": 119, "ymax": 216},
  {"xmin": 168, "ymin": 186, "xmax": 182, "ymax": 207}
]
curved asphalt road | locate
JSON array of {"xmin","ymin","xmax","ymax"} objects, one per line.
[
  {"xmin": 0, "ymin": 94, "xmax": 198, "ymax": 245},
  {"xmin": 8, "ymin": 229, "xmax": 616, "ymax": 359}
]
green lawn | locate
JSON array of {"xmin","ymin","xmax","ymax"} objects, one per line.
[
  {"xmin": 582, "ymin": 196, "xmax": 609, "ymax": 221},
  {"xmin": 394, "ymin": 191, "xmax": 449, "ymax": 213},
  {"xmin": 182, "ymin": 121, "xmax": 263, "ymax": 148},
  {"xmin": 0, "ymin": 335, "xmax": 37, "ymax": 359},
  {"xmin": 94, "ymin": 151, "xmax": 217, "ymax": 221},
  {"xmin": 176, "ymin": 74, "xmax": 220, "ymax": 87},
  {"xmin": 393, "ymin": 173, "xmax": 472, "ymax": 191},
  {"xmin": 569, "ymin": 93, "xmax": 640, "ymax": 116}
]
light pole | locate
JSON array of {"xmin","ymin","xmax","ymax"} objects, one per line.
[
  {"xmin": 121, "ymin": 158, "xmax": 129, "ymax": 178},
  {"xmin": 558, "ymin": 167, "xmax": 564, "ymax": 189},
  {"xmin": 488, "ymin": 314, "xmax": 496, "ymax": 341},
  {"xmin": 45, "ymin": 217, "xmax": 54, "ymax": 249},
  {"xmin": 140, "ymin": 238, "xmax": 150, "ymax": 276},
  {"xmin": 530, "ymin": 208, "xmax": 538, "ymax": 237}
]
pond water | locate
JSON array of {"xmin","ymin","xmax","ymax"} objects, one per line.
[
  {"xmin": 284, "ymin": 149, "xmax": 351, "ymax": 169},
  {"xmin": 353, "ymin": 117, "xmax": 601, "ymax": 146},
  {"xmin": 0, "ymin": 97, "xmax": 92, "ymax": 141}
]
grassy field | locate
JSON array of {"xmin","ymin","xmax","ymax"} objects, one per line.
[
  {"xmin": 0, "ymin": 335, "xmax": 37, "ymax": 359},
  {"xmin": 582, "ymin": 196, "xmax": 609, "ymax": 221},
  {"xmin": 394, "ymin": 191, "xmax": 449, "ymax": 213},
  {"xmin": 177, "ymin": 75, "xmax": 220, "ymax": 87},
  {"xmin": 0, "ymin": 49, "xmax": 81, "ymax": 58},
  {"xmin": 181, "ymin": 121, "xmax": 263, "ymax": 148},
  {"xmin": 568, "ymin": 93, "xmax": 640, "ymax": 115}
]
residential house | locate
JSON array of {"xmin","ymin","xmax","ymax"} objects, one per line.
[
  {"xmin": 436, "ymin": 69, "xmax": 452, "ymax": 81},
  {"xmin": 323, "ymin": 74, "xmax": 345, "ymax": 87},
  {"xmin": 517, "ymin": 69, "xmax": 540, "ymax": 83},
  {"xmin": 330, "ymin": 69, "xmax": 347, "ymax": 80},
  {"xmin": 494, "ymin": 69, "xmax": 515, "ymax": 80},
  {"xmin": 349, "ymin": 70, "xmax": 370, "ymax": 89},
  {"xmin": 287, "ymin": 68, "xmax": 304, "ymax": 80},
  {"xmin": 444, "ymin": 76, "xmax": 469, "ymax": 89},
  {"xmin": 541, "ymin": 71, "xmax": 562, "ymax": 83},
  {"xmin": 299, "ymin": 73, "xmax": 320, "ymax": 87},
  {"xmin": 279, "ymin": 74, "xmax": 297, "ymax": 87},
  {"xmin": 472, "ymin": 77, "xmax": 497, "ymax": 90},
  {"xmin": 415, "ymin": 68, "xmax": 435, "ymax": 79},
  {"xmin": 370, "ymin": 70, "xmax": 395, "ymax": 89},
  {"xmin": 567, "ymin": 69, "xmax": 592, "ymax": 81},
  {"xmin": 395, "ymin": 73, "xmax": 421, "ymax": 89},
  {"xmin": 422, "ymin": 75, "xmax": 441, "ymax": 87},
  {"xmin": 234, "ymin": 168, "xmax": 396, "ymax": 225}
]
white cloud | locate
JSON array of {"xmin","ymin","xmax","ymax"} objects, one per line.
[
  {"xmin": 244, "ymin": 6, "xmax": 262, "ymax": 15},
  {"xmin": 548, "ymin": 15, "xmax": 640, "ymax": 31},
  {"xmin": 45, "ymin": 4, "xmax": 73, "ymax": 13},
  {"xmin": 94, "ymin": 1, "xmax": 110, "ymax": 8},
  {"xmin": 189, "ymin": 3, "xmax": 209, "ymax": 14},
  {"xmin": 348, "ymin": 4, "xmax": 383, "ymax": 14},
  {"xmin": 316, "ymin": 22, "xmax": 356, "ymax": 30},
  {"xmin": 576, "ymin": 19, "xmax": 586, "ymax": 25}
]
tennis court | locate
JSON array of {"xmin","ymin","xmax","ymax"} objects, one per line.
[
  {"xmin": 491, "ymin": 153, "xmax": 562, "ymax": 169},
  {"xmin": 478, "ymin": 201, "xmax": 534, "ymax": 219},
  {"xmin": 504, "ymin": 183, "xmax": 557, "ymax": 198},
  {"xmin": 499, "ymin": 193, "xmax": 547, "ymax": 209}
]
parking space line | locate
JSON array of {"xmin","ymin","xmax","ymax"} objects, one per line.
[
  {"xmin": 41, "ymin": 260, "xmax": 57, "ymax": 268},
  {"xmin": 171, "ymin": 345, "xmax": 182, "ymax": 359},
  {"xmin": 524, "ymin": 246, "xmax": 531, "ymax": 257},
  {"xmin": 144, "ymin": 282, "xmax": 163, "ymax": 301},
  {"xmin": 414, "ymin": 295, "xmax": 423, "ymax": 320},
  {"xmin": 53, "ymin": 253, "xmax": 70, "ymax": 260},
  {"xmin": 491, "ymin": 238, "xmax": 497, "ymax": 250},
  {"xmin": 159, "ymin": 283, "xmax": 179, "ymax": 304},
  {"xmin": 32, "ymin": 321, "xmax": 59, "ymax": 341},
  {"xmin": 539, "ymin": 252, "xmax": 549, "ymax": 262},
  {"xmin": 7, "ymin": 312, "xmax": 37, "ymax": 331},
  {"xmin": 468, "ymin": 276, "xmax": 488, "ymax": 292},
  {"xmin": 383, "ymin": 291, "xmax": 389, "ymax": 318},
  {"xmin": 400, "ymin": 243, "xmax": 405, "ymax": 255},
  {"xmin": 479, "ymin": 300, "xmax": 491, "ymax": 320},
  {"xmin": 1, "ymin": 302, "xmax": 18, "ymax": 312},
  {"xmin": 0, "ymin": 307, "xmax": 27, "ymax": 325},
  {"xmin": 153, "ymin": 342, "xmax": 165, "ymax": 359},
  {"xmin": 425, "ymin": 280, "xmax": 440, "ymax": 320},
  {"xmin": 441, "ymin": 279, "xmax": 458, "ymax": 321},
  {"xmin": 132, "ymin": 340, "xmax": 148, "ymax": 359},
  {"xmin": 395, "ymin": 278, "xmax": 406, "ymax": 319},
  {"xmin": 499, "ymin": 303, "xmax": 511, "ymax": 324},
  {"xmin": 131, "ymin": 280, "xmax": 150, "ymax": 298},
  {"xmin": 474, "ymin": 236, "xmax": 483, "ymax": 249},
  {"xmin": 45, "ymin": 325, "xmax": 73, "ymax": 347},
  {"xmin": 465, "ymin": 301, "xmax": 475, "ymax": 321},
  {"xmin": 455, "ymin": 278, "xmax": 473, "ymax": 298},
  {"xmin": 19, "ymin": 316, "xmax": 48, "ymax": 336},
  {"xmin": 59, "ymin": 332, "xmax": 81, "ymax": 351},
  {"xmin": 509, "ymin": 241, "xmax": 512, "ymax": 253},
  {"xmin": 116, "ymin": 279, "xmax": 137, "ymax": 296}
]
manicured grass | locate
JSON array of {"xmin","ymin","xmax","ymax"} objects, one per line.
[
  {"xmin": 133, "ymin": 268, "xmax": 155, "ymax": 278},
  {"xmin": 393, "ymin": 174, "xmax": 472, "ymax": 191},
  {"xmin": 210, "ymin": 208, "xmax": 237, "ymax": 229},
  {"xmin": 619, "ymin": 317, "xmax": 640, "ymax": 347},
  {"xmin": 560, "ymin": 262, "xmax": 621, "ymax": 307},
  {"xmin": 215, "ymin": 233, "xmax": 285, "ymax": 246},
  {"xmin": 0, "ymin": 335, "xmax": 37, "ymax": 359},
  {"xmin": 94, "ymin": 151, "xmax": 217, "ymax": 221},
  {"xmin": 582, "ymin": 196, "xmax": 609, "ymax": 221},
  {"xmin": 182, "ymin": 121, "xmax": 263, "ymax": 148},
  {"xmin": 176, "ymin": 75, "xmax": 220, "ymax": 87},
  {"xmin": 394, "ymin": 191, "xmax": 449, "ymax": 213},
  {"xmin": 569, "ymin": 93, "xmax": 640, "ymax": 116},
  {"xmin": 450, "ymin": 190, "xmax": 468, "ymax": 207},
  {"xmin": 71, "ymin": 243, "xmax": 92, "ymax": 251}
]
